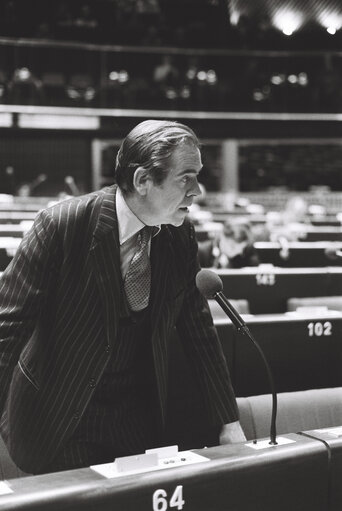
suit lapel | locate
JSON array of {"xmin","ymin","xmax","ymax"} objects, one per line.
[
  {"xmin": 91, "ymin": 186, "xmax": 122, "ymax": 348},
  {"xmin": 150, "ymin": 226, "xmax": 173, "ymax": 328},
  {"xmin": 150, "ymin": 226, "xmax": 175, "ymax": 424}
]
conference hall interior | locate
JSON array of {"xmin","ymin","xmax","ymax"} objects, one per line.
[{"xmin": 0, "ymin": 0, "xmax": 342, "ymax": 509}]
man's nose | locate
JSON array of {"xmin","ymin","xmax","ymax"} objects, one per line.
[{"xmin": 189, "ymin": 180, "xmax": 202, "ymax": 197}]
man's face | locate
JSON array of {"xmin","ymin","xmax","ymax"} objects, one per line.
[{"xmin": 146, "ymin": 142, "xmax": 203, "ymax": 226}]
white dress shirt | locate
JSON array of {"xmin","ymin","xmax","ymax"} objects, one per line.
[{"xmin": 116, "ymin": 187, "xmax": 160, "ymax": 278}]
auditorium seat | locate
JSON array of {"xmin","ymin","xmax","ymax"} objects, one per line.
[
  {"xmin": 237, "ymin": 387, "xmax": 342, "ymax": 441},
  {"xmin": 287, "ymin": 296, "xmax": 342, "ymax": 312},
  {"xmin": 41, "ymin": 71, "xmax": 67, "ymax": 106},
  {"xmin": 0, "ymin": 435, "xmax": 29, "ymax": 479}
]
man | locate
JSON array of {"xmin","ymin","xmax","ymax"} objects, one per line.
[{"xmin": 0, "ymin": 119, "xmax": 245, "ymax": 475}]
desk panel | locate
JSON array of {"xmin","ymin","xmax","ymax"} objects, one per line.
[
  {"xmin": 214, "ymin": 311, "xmax": 342, "ymax": 397},
  {"xmin": 255, "ymin": 242, "xmax": 342, "ymax": 267},
  {"xmin": 302, "ymin": 427, "xmax": 342, "ymax": 511},
  {"xmin": 216, "ymin": 267, "xmax": 342, "ymax": 314},
  {"xmin": 303, "ymin": 228, "xmax": 342, "ymax": 242}
]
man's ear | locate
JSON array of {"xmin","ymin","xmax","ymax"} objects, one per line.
[{"xmin": 133, "ymin": 166, "xmax": 152, "ymax": 195}]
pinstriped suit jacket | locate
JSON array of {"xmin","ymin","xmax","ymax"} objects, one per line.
[{"xmin": 0, "ymin": 185, "xmax": 238, "ymax": 473}]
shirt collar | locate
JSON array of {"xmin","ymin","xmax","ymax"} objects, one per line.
[{"xmin": 116, "ymin": 187, "xmax": 161, "ymax": 245}]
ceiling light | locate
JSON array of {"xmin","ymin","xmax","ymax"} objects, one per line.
[
  {"xmin": 230, "ymin": 11, "xmax": 240, "ymax": 26},
  {"xmin": 273, "ymin": 11, "xmax": 303, "ymax": 36},
  {"xmin": 318, "ymin": 11, "xmax": 342, "ymax": 33}
]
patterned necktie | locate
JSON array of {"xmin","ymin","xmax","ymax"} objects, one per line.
[{"xmin": 124, "ymin": 226, "xmax": 152, "ymax": 311}]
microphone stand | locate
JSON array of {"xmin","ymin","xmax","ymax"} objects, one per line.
[{"xmin": 214, "ymin": 292, "xmax": 278, "ymax": 445}]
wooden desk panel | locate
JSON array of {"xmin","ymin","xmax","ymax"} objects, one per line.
[
  {"xmin": 255, "ymin": 242, "xmax": 342, "ymax": 267},
  {"xmin": 215, "ymin": 267, "xmax": 342, "ymax": 314},
  {"xmin": 303, "ymin": 428, "xmax": 342, "ymax": 511},
  {"xmin": 214, "ymin": 311, "xmax": 342, "ymax": 397}
]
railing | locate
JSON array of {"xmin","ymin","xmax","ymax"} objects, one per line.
[{"xmin": 1, "ymin": 37, "xmax": 342, "ymax": 114}]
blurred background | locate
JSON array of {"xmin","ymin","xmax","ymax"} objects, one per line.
[{"xmin": 0, "ymin": 0, "xmax": 342, "ymax": 212}]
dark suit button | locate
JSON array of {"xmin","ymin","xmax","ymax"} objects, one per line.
[
  {"xmin": 73, "ymin": 410, "xmax": 80, "ymax": 420},
  {"xmin": 89, "ymin": 378, "xmax": 96, "ymax": 388},
  {"xmin": 105, "ymin": 344, "xmax": 110, "ymax": 353}
]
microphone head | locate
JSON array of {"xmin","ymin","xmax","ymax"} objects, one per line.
[{"xmin": 196, "ymin": 269, "xmax": 223, "ymax": 299}]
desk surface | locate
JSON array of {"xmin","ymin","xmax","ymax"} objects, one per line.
[
  {"xmin": 0, "ymin": 212, "xmax": 38, "ymax": 222},
  {"xmin": 0, "ymin": 224, "xmax": 32, "ymax": 237},
  {"xmin": 0, "ymin": 237, "xmax": 22, "ymax": 249}
]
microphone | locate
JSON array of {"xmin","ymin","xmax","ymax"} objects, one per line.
[
  {"xmin": 325, "ymin": 246, "xmax": 342, "ymax": 261},
  {"xmin": 64, "ymin": 176, "xmax": 80, "ymax": 196},
  {"xmin": 196, "ymin": 268, "xmax": 247, "ymax": 331},
  {"xmin": 16, "ymin": 174, "xmax": 47, "ymax": 197},
  {"xmin": 196, "ymin": 268, "xmax": 278, "ymax": 445}
]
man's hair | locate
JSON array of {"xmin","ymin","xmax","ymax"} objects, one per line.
[{"xmin": 115, "ymin": 119, "xmax": 200, "ymax": 193}]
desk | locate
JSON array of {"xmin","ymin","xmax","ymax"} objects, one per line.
[
  {"xmin": 0, "ymin": 224, "xmax": 32, "ymax": 238},
  {"xmin": 213, "ymin": 310, "xmax": 342, "ymax": 396},
  {"xmin": 301, "ymin": 227, "xmax": 342, "ymax": 242},
  {"xmin": 0, "ymin": 212, "xmax": 38, "ymax": 223},
  {"xmin": 0, "ymin": 238, "xmax": 22, "ymax": 271},
  {"xmin": 303, "ymin": 426, "xmax": 342, "ymax": 511},
  {"xmin": 255, "ymin": 241, "xmax": 342, "ymax": 267},
  {"xmin": 0, "ymin": 435, "xmax": 329, "ymax": 511},
  {"xmin": 215, "ymin": 266, "xmax": 342, "ymax": 314}
]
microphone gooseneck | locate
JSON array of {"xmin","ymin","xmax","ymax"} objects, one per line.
[{"xmin": 196, "ymin": 268, "xmax": 278, "ymax": 445}]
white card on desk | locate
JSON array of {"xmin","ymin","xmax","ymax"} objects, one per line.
[
  {"xmin": 0, "ymin": 481, "xmax": 13, "ymax": 495},
  {"xmin": 91, "ymin": 450, "xmax": 209, "ymax": 479}
]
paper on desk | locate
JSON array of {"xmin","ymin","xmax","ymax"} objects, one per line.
[{"xmin": 314, "ymin": 426, "xmax": 342, "ymax": 437}]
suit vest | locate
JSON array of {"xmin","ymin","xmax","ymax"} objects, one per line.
[{"xmin": 67, "ymin": 280, "xmax": 160, "ymax": 457}]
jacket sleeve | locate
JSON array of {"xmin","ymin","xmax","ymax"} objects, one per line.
[
  {"xmin": 0, "ymin": 209, "xmax": 61, "ymax": 416},
  {"xmin": 175, "ymin": 222, "xmax": 239, "ymax": 427}
]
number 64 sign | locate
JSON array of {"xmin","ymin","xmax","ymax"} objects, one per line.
[{"xmin": 153, "ymin": 486, "xmax": 185, "ymax": 511}]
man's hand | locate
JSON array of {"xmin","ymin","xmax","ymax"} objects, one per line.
[{"xmin": 219, "ymin": 421, "xmax": 246, "ymax": 444}]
